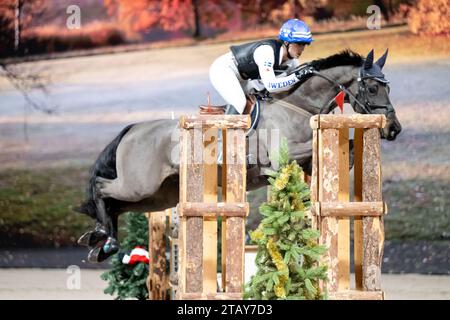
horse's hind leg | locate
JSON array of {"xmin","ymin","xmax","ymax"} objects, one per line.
[
  {"xmin": 95, "ymin": 176, "xmax": 125, "ymax": 200},
  {"xmin": 95, "ymin": 175, "xmax": 152, "ymax": 202}
]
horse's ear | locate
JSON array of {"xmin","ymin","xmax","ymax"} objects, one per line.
[
  {"xmin": 375, "ymin": 48, "xmax": 389, "ymax": 69},
  {"xmin": 364, "ymin": 49, "xmax": 374, "ymax": 70}
]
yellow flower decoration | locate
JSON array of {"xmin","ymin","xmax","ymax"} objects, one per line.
[
  {"xmin": 275, "ymin": 284, "xmax": 286, "ymax": 298},
  {"xmin": 250, "ymin": 224, "xmax": 264, "ymax": 242},
  {"xmin": 267, "ymin": 238, "xmax": 289, "ymax": 298},
  {"xmin": 274, "ymin": 172, "xmax": 289, "ymax": 191}
]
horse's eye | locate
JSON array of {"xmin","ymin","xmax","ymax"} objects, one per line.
[{"xmin": 368, "ymin": 86, "xmax": 378, "ymax": 94}]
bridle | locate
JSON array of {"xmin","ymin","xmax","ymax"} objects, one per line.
[
  {"xmin": 353, "ymin": 68, "xmax": 394, "ymax": 114},
  {"xmin": 313, "ymin": 67, "xmax": 394, "ymax": 115},
  {"xmin": 289, "ymin": 64, "xmax": 394, "ymax": 115}
]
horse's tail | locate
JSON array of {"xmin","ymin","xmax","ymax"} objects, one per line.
[{"xmin": 73, "ymin": 123, "xmax": 135, "ymax": 220}]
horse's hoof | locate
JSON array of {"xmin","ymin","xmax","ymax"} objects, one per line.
[
  {"xmin": 102, "ymin": 237, "xmax": 119, "ymax": 255},
  {"xmin": 87, "ymin": 238, "xmax": 119, "ymax": 263},
  {"xmin": 77, "ymin": 227, "xmax": 108, "ymax": 247},
  {"xmin": 77, "ymin": 231, "xmax": 93, "ymax": 247},
  {"xmin": 87, "ymin": 246, "xmax": 105, "ymax": 263}
]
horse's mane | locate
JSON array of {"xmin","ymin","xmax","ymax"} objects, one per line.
[
  {"xmin": 308, "ymin": 50, "xmax": 363, "ymax": 70},
  {"xmin": 279, "ymin": 50, "xmax": 363, "ymax": 97}
]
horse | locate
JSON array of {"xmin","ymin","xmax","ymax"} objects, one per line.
[{"xmin": 75, "ymin": 49, "xmax": 402, "ymax": 262}]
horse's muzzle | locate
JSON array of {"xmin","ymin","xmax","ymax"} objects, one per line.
[{"xmin": 383, "ymin": 112, "xmax": 402, "ymax": 141}]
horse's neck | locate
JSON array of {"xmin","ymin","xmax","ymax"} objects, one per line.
[
  {"xmin": 275, "ymin": 65, "xmax": 358, "ymax": 115},
  {"xmin": 256, "ymin": 65, "xmax": 358, "ymax": 143}
]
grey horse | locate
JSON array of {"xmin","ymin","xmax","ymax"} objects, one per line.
[{"xmin": 75, "ymin": 49, "xmax": 402, "ymax": 262}]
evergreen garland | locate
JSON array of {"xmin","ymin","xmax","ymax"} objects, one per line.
[{"xmin": 244, "ymin": 139, "xmax": 328, "ymax": 300}]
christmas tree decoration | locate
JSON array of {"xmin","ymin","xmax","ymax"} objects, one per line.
[
  {"xmin": 122, "ymin": 246, "xmax": 150, "ymax": 265},
  {"xmin": 244, "ymin": 138, "xmax": 328, "ymax": 300},
  {"xmin": 101, "ymin": 212, "xmax": 149, "ymax": 300}
]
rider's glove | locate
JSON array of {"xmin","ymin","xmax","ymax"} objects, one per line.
[{"xmin": 295, "ymin": 66, "xmax": 314, "ymax": 81}]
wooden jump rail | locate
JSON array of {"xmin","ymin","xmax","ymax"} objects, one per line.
[
  {"xmin": 310, "ymin": 114, "xmax": 387, "ymax": 300},
  {"xmin": 177, "ymin": 114, "xmax": 251, "ymax": 300}
]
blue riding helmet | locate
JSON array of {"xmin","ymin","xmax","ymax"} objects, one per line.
[{"xmin": 279, "ymin": 19, "xmax": 313, "ymax": 44}]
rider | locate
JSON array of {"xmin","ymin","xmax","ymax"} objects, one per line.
[{"xmin": 209, "ymin": 18, "xmax": 314, "ymax": 115}]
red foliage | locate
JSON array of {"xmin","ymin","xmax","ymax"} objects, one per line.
[
  {"xmin": 407, "ymin": 0, "xmax": 450, "ymax": 36},
  {"xmin": 104, "ymin": 0, "xmax": 243, "ymax": 36},
  {"xmin": 103, "ymin": 0, "xmax": 235, "ymax": 34}
]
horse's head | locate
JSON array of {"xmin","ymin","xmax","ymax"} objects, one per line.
[
  {"xmin": 351, "ymin": 49, "xmax": 402, "ymax": 141},
  {"xmin": 278, "ymin": 49, "xmax": 402, "ymax": 140}
]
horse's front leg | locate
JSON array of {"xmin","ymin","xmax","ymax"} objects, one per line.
[
  {"xmin": 87, "ymin": 197, "xmax": 119, "ymax": 263},
  {"xmin": 77, "ymin": 221, "xmax": 108, "ymax": 247}
]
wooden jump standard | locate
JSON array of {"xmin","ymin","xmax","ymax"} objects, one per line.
[
  {"xmin": 310, "ymin": 114, "xmax": 387, "ymax": 300},
  {"xmin": 176, "ymin": 114, "xmax": 251, "ymax": 300}
]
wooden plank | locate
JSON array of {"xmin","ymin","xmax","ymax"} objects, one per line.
[
  {"xmin": 312, "ymin": 201, "xmax": 385, "ymax": 217},
  {"xmin": 310, "ymin": 127, "xmax": 319, "ymax": 230},
  {"xmin": 338, "ymin": 128, "xmax": 350, "ymax": 291},
  {"xmin": 180, "ymin": 115, "xmax": 251, "ymax": 129},
  {"xmin": 149, "ymin": 211, "xmax": 167, "ymax": 300},
  {"xmin": 311, "ymin": 114, "xmax": 386, "ymax": 129},
  {"xmin": 316, "ymin": 129, "xmax": 325, "ymax": 291},
  {"xmin": 362, "ymin": 128, "xmax": 384, "ymax": 292},
  {"xmin": 179, "ymin": 127, "xmax": 204, "ymax": 294},
  {"xmin": 245, "ymin": 245, "xmax": 258, "ymax": 253},
  {"xmin": 178, "ymin": 202, "xmax": 249, "ymax": 217},
  {"xmin": 317, "ymin": 129, "xmax": 323, "ymax": 230},
  {"xmin": 329, "ymin": 290, "xmax": 384, "ymax": 300},
  {"xmin": 353, "ymin": 128, "xmax": 364, "ymax": 290},
  {"xmin": 319, "ymin": 128, "xmax": 340, "ymax": 293},
  {"xmin": 221, "ymin": 128, "xmax": 227, "ymax": 292},
  {"xmin": 224, "ymin": 128, "xmax": 246, "ymax": 294},
  {"xmin": 177, "ymin": 128, "xmax": 188, "ymax": 299},
  {"xmin": 203, "ymin": 127, "xmax": 218, "ymax": 295}
]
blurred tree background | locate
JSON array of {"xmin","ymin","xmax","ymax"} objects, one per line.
[{"xmin": 1, "ymin": 0, "xmax": 445, "ymax": 59}]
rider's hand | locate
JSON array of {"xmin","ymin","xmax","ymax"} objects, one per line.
[{"xmin": 295, "ymin": 66, "xmax": 314, "ymax": 80}]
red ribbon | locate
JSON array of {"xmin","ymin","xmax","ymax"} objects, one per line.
[{"xmin": 335, "ymin": 91, "xmax": 345, "ymax": 113}]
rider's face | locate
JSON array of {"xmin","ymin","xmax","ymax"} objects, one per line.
[{"xmin": 288, "ymin": 43, "xmax": 306, "ymax": 59}]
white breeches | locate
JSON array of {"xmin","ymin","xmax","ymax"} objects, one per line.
[{"xmin": 209, "ymin": 52, "xmax": 247, "ymax": 114}]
